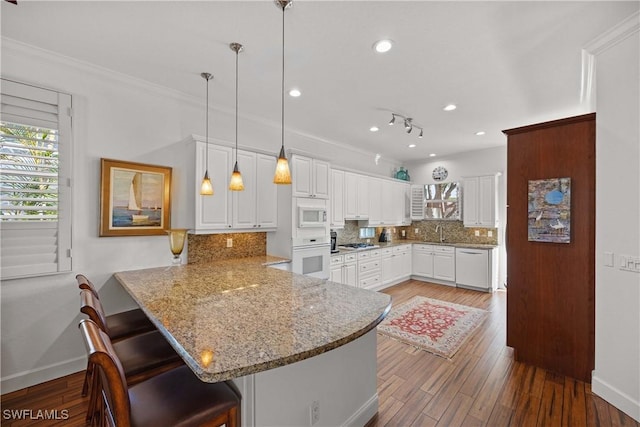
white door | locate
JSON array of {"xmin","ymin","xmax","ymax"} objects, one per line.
[
  {"xmin": 232, "ymin": 150, "xmax": 257, "ymax": 228},
  {"xmin": 256, "ymin": 153, "xmax": 278, "ymax": 228},
  {"xmin": 197, "ymin": 143, "xmax": 233, "ymax": 230}
]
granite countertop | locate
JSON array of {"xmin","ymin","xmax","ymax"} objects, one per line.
[
  {"xmin": 114, "ymin": 255, "xmax": 391, "ymax": 383},
  {"xmin": 332, "ymin": 241, "xmax": 498, "ymax": 255}
]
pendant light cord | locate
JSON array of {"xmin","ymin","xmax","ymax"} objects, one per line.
[
  {"xmin": 205, "ymin": 76, "xmax": 209, "ymax": 168},
  {"xmin": 281, "ymin": 4, "xmax": 285, "ymax": 151},
  {"xmin": 235, "ymin": 48, "xmax": 239, "ymax": 160}
]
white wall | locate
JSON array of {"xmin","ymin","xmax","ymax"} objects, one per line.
[
  {"xmin": 0, "ymin": 39, "xmax": 400, "ymax": 393},
  {"xmin": 406, "ymin": 145, "xmax": 507, "ymax": 287},
  {"xmin": 591, "ymin": 13, "xmax": 640, "ymax": 421}
]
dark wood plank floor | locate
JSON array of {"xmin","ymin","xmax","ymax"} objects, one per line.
[{"xmin": 1, "ymin": 280, "xmax": 637, "ymax": 427}]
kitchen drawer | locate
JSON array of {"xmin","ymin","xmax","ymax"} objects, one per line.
[
  {"xmin": 330, "ymin": 255, "xmax": 344, "ymax": 265},
  {"xmin": 433, "ymin": 245, "xmax": 454, "ymax": 254},
  {"xmin": 359, "ymin": 258, "xmax": 380, "ymax": 274},
  {"xmin": 344, "ymin": 253, "xmax": 357, "ymax": 263},
  {"xmin": 381, "ymin": 247, "xmax": 394, "ymax": 257},
  {"xmin": 395, "ymin": 245, "xmax": 410, "ymax": 253},
  {"xmin": 359, "ymin": 274, "xmax": 381, "ymax": 289},
  {"xmin": 413, "ymin": 244, "xmax": 434, "ymax": 252},
  {"xmin": 358, "ymin": 249, "xmax": 381, "ymax": 260}
]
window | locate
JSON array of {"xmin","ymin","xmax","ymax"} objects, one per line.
[
  {"xmin": 419, "ymin": 182, "xmax": 461, "ymax": 220},
  {"xmin": 1, "ymin": 79, "xmax": 72, "ymax": 279}
]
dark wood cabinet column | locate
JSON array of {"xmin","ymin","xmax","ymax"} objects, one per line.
[{"xmin": 503, "ymin": 113, "xmax": 595, "ymax": 382}]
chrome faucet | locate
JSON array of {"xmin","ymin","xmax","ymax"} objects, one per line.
[{"xmin": 435, "ymin": 224, "xmax": 445, "ymax": 243}]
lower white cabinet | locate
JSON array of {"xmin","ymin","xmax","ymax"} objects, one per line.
[
  {"xmin": 381, "ymin": 245, "xmax": 412, "ymax": 286},
  {"xmin": 329, "ymin": 253, "xmax": 357, "ymax": 286},
  {"xmin": 412, "ymin": 244, "xmax": 455, "ymax": 285},
  {"xmin": 357, "ymin": 249, "xmax": 381, "ymax": 290}
]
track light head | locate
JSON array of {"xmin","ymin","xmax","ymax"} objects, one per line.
[
  {"xmin": 404, "ymin": 118, "xmax": 412, "ymax": 130},
  {"xmin": 389, "ymin": 114, "xmax": 396, "ymax": 126},
  {"xmin": 418, "ymin": 128, "xmax": 424, "ymax": 138},
  {"xmin": 406, "ymin": 125, "xmax": 412, "ymax": 134}
]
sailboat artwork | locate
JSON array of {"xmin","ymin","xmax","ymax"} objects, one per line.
[
  {"xmin": 111, "ymin": 169, "xmax": 163, "ymax": 228},
  {"xmin": 527, "ymin": 177, "xmax": 571, "ymax": 243}
]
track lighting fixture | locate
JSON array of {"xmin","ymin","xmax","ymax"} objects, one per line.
[{"xmin": 388, "ymin": 113, "xmax": 424, "ymax": 139}]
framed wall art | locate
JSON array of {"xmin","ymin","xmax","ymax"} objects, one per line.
[
  {"xmin": 100, "ymin": 158, "xmax": 172, "ymax": 236},
  {"xmin": 527, "ymin": 177, "xmax": 571, "ymax": 243}
]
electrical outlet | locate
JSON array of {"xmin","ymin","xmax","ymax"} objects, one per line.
[
  {"xmin": 310, "ymin": 400, "xmax": 320, "ymax": 425},
  {"xmin": 226, "ymin": 238, "xmax": 233, "ymax": 248},
  {"xmin": 488, "ymin": 230, "xmax": 493, "ymax": 237},
  {"xmin": 474, "ymin": 230, "xmax": 480, "ymax": 236}
]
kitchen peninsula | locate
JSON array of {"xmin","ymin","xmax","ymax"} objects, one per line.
[{"xmin": 115, "ymin": 255, "xmax": 391, "ymax": 427}]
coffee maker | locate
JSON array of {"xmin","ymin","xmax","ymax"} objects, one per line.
[{"xmin": 330, "ymin": 230, "xmax": 338, "ymax": 253}]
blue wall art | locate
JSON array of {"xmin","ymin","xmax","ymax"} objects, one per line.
[{"xmin": 528, "ymin": 177, "xmax": 571, "ymax": 243}]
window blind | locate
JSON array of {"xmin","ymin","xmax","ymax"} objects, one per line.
[{"xmin": 1, "ymin": 79, "xmax": 72, "ymax": 279}]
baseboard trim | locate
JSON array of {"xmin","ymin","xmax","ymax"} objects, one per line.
[
  {"xmin": 592, "ymin": 373, "xmax": 640, "ymax": 422},
  {"xmin": 342, "ymin": 393, "xmax": 378, "ymax": 427},
  {"xmin": 1, "ymin": 356, "xmax": 86, "ymax": 395}
]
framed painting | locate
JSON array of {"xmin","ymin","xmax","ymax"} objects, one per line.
[
  {"xmin": 527, "ymin": 177, "xmax": 571, "ymax": 243},
  {"xmin": 100, "ymin": 158, "xmax": 172, "ymax": 236}
]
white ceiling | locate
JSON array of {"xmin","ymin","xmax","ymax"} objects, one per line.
[{"xmin": 1, "ymin": 1, "xmax": 637, "ymax": 162}]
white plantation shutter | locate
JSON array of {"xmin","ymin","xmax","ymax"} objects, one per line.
[
  {"xmin": 1, "ymin": 79, "xmax": 72, "ymax": 279},
  {"xmin": 410, "ymin": 185, "xmax": 425, "ymax": 220}
]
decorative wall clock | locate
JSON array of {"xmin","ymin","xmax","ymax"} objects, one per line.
[{"xmin": 432, "ymin": 166, "xmax": 448, "ymax": 181}]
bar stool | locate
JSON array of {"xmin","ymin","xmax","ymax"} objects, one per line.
[
  {"xmin": 76, "ymin": 274, "xmax": 155, "ymax": 340},
  {"xmin": 80, "ymin": 289, "xmax": 184, "ymax": 423},
  {"xmin": 79, "ymin": 319, "xmax": 240, "ymax": 427}
]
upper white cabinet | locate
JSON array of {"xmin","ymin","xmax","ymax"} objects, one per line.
[
  {"xmin": 368, "ymin": 178, "xmax": 383, "ymax": 225},
  {"xmin": 330, "ymin": 169, "xmax": 345, "ymax": 228},
  {"xmin": 194, "ymin": 141, "xmax": 277, "ymax": 233},
  {"xmin": 291, "ymin": 154, "xmax": 329, "ymax": 199},
  {"xmin": 196, "ymin": 143, "xmax": 233, "ymax": 231},
  {"xmin": 463, "ymin": 175, "xmax": 498, "ymax": 228},
  {"xmin": 344, "ymin": 172, "xmax": 369, "ymax": 219}
]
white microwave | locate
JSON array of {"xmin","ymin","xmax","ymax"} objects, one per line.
[{"xmin": 298, "ymin": 207, "xmax": 327, "ymax": 228}]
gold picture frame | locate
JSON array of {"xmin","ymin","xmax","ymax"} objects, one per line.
[{"xmin": 100, "ymin": 158, "xmax": 172, "ymax": 237}]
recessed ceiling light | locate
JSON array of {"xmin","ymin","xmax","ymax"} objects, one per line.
[
  {"xmin": 429, "ymin": 153, "xmax": 436, "ymax": 157},
  {"xmin": 475, "ymin": 131, "xmax": 485, "ymax": 136},
  {"xmin": 370, "ymin": 126, "xmax": 379, "ymax": 132},
  {"xmin": 408, "ymin": 144, "xmax": 416, "ymax": 148},
  {"xmin": 373, "ymin": 39, "xmax": 393, "ymax": 53},
  {"xmin": 443, "ymin": 104, "xmax": 457, "ymax": 111},
  {"xmin": 288, "ymin": 89, "xmax": 301, "ymax": 97}
]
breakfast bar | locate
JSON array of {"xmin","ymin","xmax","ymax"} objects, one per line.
[{"xmin": 115, "ymin": 255, "xmax": 392, "ymax": 427}]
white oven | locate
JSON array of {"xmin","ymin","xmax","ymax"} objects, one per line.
[{"xmin": 291, "ymin": 236, "xmax": 330, "ymax": 280}]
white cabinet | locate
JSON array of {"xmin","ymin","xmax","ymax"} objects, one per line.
[
  {"xmin": 381, "ymin": 180, "xmax": 396, "ymax": 225},
  {"xmin": 402, "ymin": 183, "xmax": 412, "ymax": 225},
  {"xmin": 329, "ymin": 253, "xmax": 357, "ymax": 286},
  {"xmin": 433, "ymin": 245, "xmax": 455, "ymax": 282},
  {"xmin": 330, "ymin": 169, "xmax": 345, "ymax": 228},
  {"xmin": 412, "ymin": 244, "xmax": 434, "ymax": 278},
  {"xmin": 292, "ymin": 155, "xmax": 329, "ymax": 199},
  {"xmin": 344, "ymin": 172, "xmax": 369, "ymax": 219},
  {"xmin": 358, "ymin": 249, "xmax": 381, "ymax": 290},
  {"xmin": 196, "ymin": 143, "xmax": 233, "ymax": 231},
  {"xmin": 455, "ymin": 247, "xmax": 497, "ymax": 292},
  {"xmin": 194, "ymin": 142, "xmax": 277, "ymax": 233},
  {"xmin": 368, "ymin": 178, "xmax": 382, "ymax": 225},
  {"xmin": 412, "ymin": 244, "xmax": 455, "ymax": 285},
  {"xmin": 463, "ymin": 175, "xmax": 498, "ymax": 228},
  {"xmin": 382, "ymin": 245, "xmax": 412, "ymax": 286}
]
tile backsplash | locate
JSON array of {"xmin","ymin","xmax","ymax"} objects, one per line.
[
  {"xmin": 188, "ymin": 232, "xmax": 266, "ymax": 264},
  {"xmin": 334, "ymin": 220, "xmax": 498, "ymax": 245}
]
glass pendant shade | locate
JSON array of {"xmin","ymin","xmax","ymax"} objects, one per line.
[
  {"xmin": 167, "ymin": 228, "xmax": 188, "ymax": 265},
  {"xmin": 273, "ymin": 146, "xmax": 292, "ymax": 184},
  {"xmin": 200, "ymin": 170, "xmax": 214, "ymax": 195},
  {"xmin": 229, "ymin": 161, "xmax": 244, "ymax": 191}
]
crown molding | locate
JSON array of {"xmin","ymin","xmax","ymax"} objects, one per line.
[
  {"xmin": 2, "ymin": 37, "xmax": 400, "ymax": 166},
  {"xmin": 580, "ymin": 11, "xmax": 640, "ymax": 110}
]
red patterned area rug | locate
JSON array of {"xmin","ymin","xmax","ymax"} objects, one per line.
[{"xmin": 377, "ymin": 296, "xmax": 488, "ymax": 359}]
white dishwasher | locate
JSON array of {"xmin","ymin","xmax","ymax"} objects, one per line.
[{"xmin": 455, "ymin": 247, "xmax": 496, "ymax": 292}]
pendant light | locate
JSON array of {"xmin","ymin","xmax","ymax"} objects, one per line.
[
  {"xmin": 228, "ymin": 42, "xmax": 245, "ymax": 191},
  {"xmin": 200, "ymin": 72, "xmax": 214, "ymax": 195},
  {"xmin": 273, "ymin": 0, "xmax": 292, "ymax": 185}
]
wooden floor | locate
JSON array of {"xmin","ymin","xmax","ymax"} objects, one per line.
[
  {"xmin": 1, "ymin": 280, "xmax": 637, "ymax": 427},
  {"xmin": 367, "ymin": 280, "xmax": 638, "ymax": 427}
]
